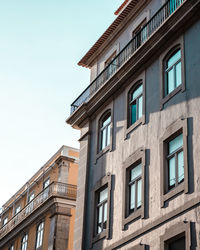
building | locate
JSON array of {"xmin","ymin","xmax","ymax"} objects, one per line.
[
  {"xmin": 67, "ymin": 0, "xmax": 200, "ymax": 249},
  {"xmin": 0, "ymin": 145, "xmax": 79, "ymax": 250}
]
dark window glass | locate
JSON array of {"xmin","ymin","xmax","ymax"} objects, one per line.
[{"xmin": 168, "ymin": 236, "xmax": 185, "ymax": 250}]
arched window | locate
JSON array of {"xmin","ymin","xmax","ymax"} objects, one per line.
[
  {"xmin": 128, "ymin": 83, "xmax": 143, "ymax": 127},
  {"xmin": 36, "ymin": 222, "xmax": 44, "ymax": 249},
  {"xmin": 164, "ymin": 48, "xmax": 182, "ymax": 96},
  {"xmin": 21, "ymin": 234, "xmax": 28, "ymax": 250},
  {"xmin": 99, "ymin": 111, "xmax": 111, "ymax": 151}
]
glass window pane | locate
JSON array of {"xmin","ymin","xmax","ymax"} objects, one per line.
[
  {"xmin": 130, "ymin": 183, "xmax": 135, "ymax": 210},
  {"xmin": 103, "ymin": 202, "xmax": 107, "ymax": 222},
  {"xmin": 131, "ymin": 103, "xmax": 137, "ymax": 124},
  {"xmin": 99, "ymin": 188, "xmax": 108, "ymax": 202},
  {"xmin": 137, "ymin": 179, "xmax": 142, "ymax": 208},
  {"xmin": 167, "ymin": 68, "xmax": 175, "ymax": 94},
  {"xmin": 102, "ymin": 115, "xmax": 111, "ymax": 127},
  {"xmin": 138, "ymin": 96, "xmax": 143, "ymax": 119},
  {"xmin": 101, "ymin": 129, "xmax": 107, "ymax": 150},
  {"xmin": 131, "ymin": 164, "xmax": 142, "ymax": 181},
  {"xmin": 107, "ymin": 124, "xmax": 110, "ymax": 146},
  {"xmin": 167, "ymin": 50, "xmax": 181, "ymax": 68},
  {"xmin": 169, "ymin": 134, "xmax": 183, "ymax": 154},
  {"xmin": 98, "ymin": 205, "xmax": 102, "ymax": 223},
  {"xmin": 178, "ymin": 151, "xmax": 184, "ymax": 183},
  {"xmin": 176, "ymin": 61, "xmax": 182, "ymax": 87},
  {"xmin": 169, "ymin": 156, "xmax": 176, "ymax": 187},
  {"xmin": 132, "ymin": 84, "xmax": 143, "ymax": 100}
]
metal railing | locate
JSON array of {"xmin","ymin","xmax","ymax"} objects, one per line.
[
  {"xmin": 0, "ymin": 182, "xmax": 77, "ymax": 239},
  {"xmin": 70, "ymin": 0, "xmax": 185, "ymax": 114}
]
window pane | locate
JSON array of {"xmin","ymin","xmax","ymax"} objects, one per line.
[
  {"xmin": 107, "ymin": 124, "xmax": 111, "ymax": 146},
  {"xmin": 131, "ymin": 103, "xmax": 137, "ymax": 124},
  {"xmin": 99, "ymin": 188, "xmax": 108, "ymax": 202},
  {"xmin": 103, "ymin": 202, "xmax": 107, "ymax": 222},
  {"xmin": 167, "ymin": 50, "xmax": 181, "ymax": 68},
  {"xmin": 101, "ymin": 129, "xmax": 107, "ymax": 150},
  {"xmin": 102, "ymin": 115, "xmax": 111, "ymax": 127},
  {"xmin": 167, "ymin": 68, "xmax": 174, "ymax": 94},
  {"xmin": 98, "ymin": 205, "xmax": 102, "ymax": 224},
  {"xmin": 178, "ymin": 151, "xmax": 184, "ymax": 183},
  {"xmin": 131, "ymin": 164, "xmax": 142, "ymax": 181},
  {"xmin": 130, "ymin": 183, "xmax": 135, "ymax": 210},
  {"xmin": 132, "ymin": 84, "xmax": 143, "ymax": 100},
  {"xmin": 138, "ymin": 96, "xmax": 143, "ymax": 119},
  {"xmin": 168, "ymin": 236, "xmax": 185, "ymax": 250},
  {"xmin": 176, "ymin": 61, "xmax": 182, "ymax": 87},
  {"xmin": 169, "ymin": 156, "xmax": 176, "ymax": 187},
  {"xmin": 137, "ymin": 179, "xmax": 142, "ymax": 208},
  {"xmin": 169, "ymin": 134, "xmax": 183, "ymax": 154}
]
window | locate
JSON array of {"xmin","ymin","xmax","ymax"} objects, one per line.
[
  {"xmin": 43, "ymin": 178, "xmax": 50, "ymax": 189},
  {"xmin": 92, "ymin": 175, "xmax": 112, "ymax": 243},
  {"xmin": 167, "ymin": 133, "xmax": 184, "ymax": 191},
  {"xmin": 132, "ymin": 19, "xmax": 147, "ymax": 50},
  {"xmin": 28, "ymin": 192, "xmax": 34, "ymax": 202},
  {"xmin": 160, "ymin": 222, "xmax": 191, "ymax": 250},
  {"xmin": 96, "ymin": 187, "xmax": 108, "ymax": 234},
  {"xmin": 21, "ymin": 234, "xmax": 28, "ymax": 250},
  {"xmin": 160, "ymin": 119, "xmax": 188, "ymax": 207},
  {"xmin": 165, "ymin": 49, "xmax": 181, "ymax": 96},
  {"xmin": 128, "ymin": 162, "xmax": 142, "ymax": 214},
  {"xmin": 160, "ymin": 37, "xmax": 185, "ymax": 109},
  {"xmin": 3, "ymin": 216, "xmax": 8, "ymax": 226},
  {"xmin": 99, "ymin": 112, "xmax": 111, "ymax": 152},
  {"xmin": 122, "ymin": 149, "xmax": 145, "ymax": 229},
  {"xmin": 15, "ymin": 205, "xmax": 21, "ymax": 215},
  {"xmin": 105, "ymin": 51, "xmax": 117, "ymax": 79},
  {"xmin": 129, "ymin": 83, "xmax": 143, "ymax": 126},
  {"xmin": 35, "ymin": 222, "xmax": 44, "ymax": 249},
  {"xmin": 8, "ymin": 244, "xmax": 14, "ymax": 250}
]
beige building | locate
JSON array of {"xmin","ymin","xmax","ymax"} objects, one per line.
[
  {"xmin": 67, "ymin": 0, "xmax": 200, "ymax": 249},
  {"xmin": 0, "ymin": 145, "xmax": 79, "ymax": 250}
]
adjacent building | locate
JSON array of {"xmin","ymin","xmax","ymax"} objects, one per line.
[
  {"xmin": 0, "ymin": 145, "xmax": 79, "ymax": 250},
  {"xmin": 67, "ymin": 0, "xmax": 200, "ymax": 249}
]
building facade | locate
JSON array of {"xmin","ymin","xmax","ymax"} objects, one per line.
[
  {"xmin": 67, "ymin": 0, "xmax": 200, "ymax": 249},
  {"xmin": 0, "ymin": 145, "xmax": 79, "ymax": 250}
]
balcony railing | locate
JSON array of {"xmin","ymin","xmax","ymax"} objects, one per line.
[
  {"xmin": 70, "ymin": 0, "xmax": 185, "ymax": 114},
  {"xmin": 0, "ymin": 182, "xmax": 77, "ymax": 239}
]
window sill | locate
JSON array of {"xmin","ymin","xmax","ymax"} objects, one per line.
[
  {"xmin": 92, "ymin": 229, "xmax": 108, "ymax": 244},
  {"xmin": 95, "ymin": 145, "xmax": 111, "ymax": 163},
  {"xmin": 160, "ymin": 84, "xmax": 184, "ymax": 109},
  {"xmin": 125, "ymin": 116, "xmax": 145, "ymax": 139},
  {"xmin": 122, "ymin": 207, "xmax": 143, "ymax": 229},
  {"xmin": 161, "ymin": 182, "xmax": 184, "ymax": 207}
]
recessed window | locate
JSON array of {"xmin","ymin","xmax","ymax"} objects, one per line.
[
  {"xmin": 160, "ymin": 119, "xmax": 188, "ymax": 207},
  {"xmin": 129, "ymin": 83, "xmax": 143, "ymax": 126},
  {"xmin": 43, "ymin": 178, "xmax": 50, "ymax": 189},
  {"xmin": 167, "ymin": 133, "xmax": 184, "ymax": 191},
  {"xmin": 105, "ymin": 51, "xmax": 117, "ymax": 79},
  {"xmin": 165, "ymin": 49, "xmax": 182, "ymax": 96},
  {"xmin": 99, "ymin": 112, "xmax": 111, "ymax": 151},
  {"xmin": 21, "ymin": 234, "xmax": 28, "ymax": 250},
  {"xmin": 8, "ymin": 244, "xmax": 14, "ymax": 250},
  {"xmin": 15, "ymin": 205, "xmax": 21, "ymax": 215},
  {"xmin": 36, "ymin": 222, "xmax": 44, "ymax": 249},
  {"xmin": 128, "ymin": 162, "xmax": 142, "ymax": 214},
  {"xmin": 122, "ymin": 149, "xmax": 145, "ymax": 228},
  {"xmin": 96, "ymin": 187, "xmax": 108, "ymax": 234},
  {"xmin": 3, "ymin": 216, "xmax": 8, "ymax": 226},
  {"xmin": 167, "ymin": 235, "xmax": 185, "ymax": 250},
  {"xmin": 28, "ymin": 192, "xmax": 34, "ymax": 202}
]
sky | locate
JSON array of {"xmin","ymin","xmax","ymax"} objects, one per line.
[{"xmin": 0, "ymin": 0, "xmax": 122, "ymax": 207}]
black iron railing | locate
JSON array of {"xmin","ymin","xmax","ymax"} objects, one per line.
[{"xmin": 70, "ymin": 0, "xmax": 185, "ymax": 114}]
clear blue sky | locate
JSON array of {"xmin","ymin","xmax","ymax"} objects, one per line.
[{"xmin": 0, "ymin": 0, "xmax": 122, "ymax": 206}]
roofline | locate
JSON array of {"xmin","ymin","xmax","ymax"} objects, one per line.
[
  {"xmin": 114, "ymin": 0, "xmax": 130, "ymax": 15},
  {"xmin": 78, "ymin": 0, "xmax": 140, "ymax": 68}
]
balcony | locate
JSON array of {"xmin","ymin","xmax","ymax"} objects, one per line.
[
  {"xmin": 70, "ymin": 0, "xmax": 185, "ymax": 114},
  {"xmin": 0, "ymin": 182, "xmax": 77, "ymax": 239}
]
